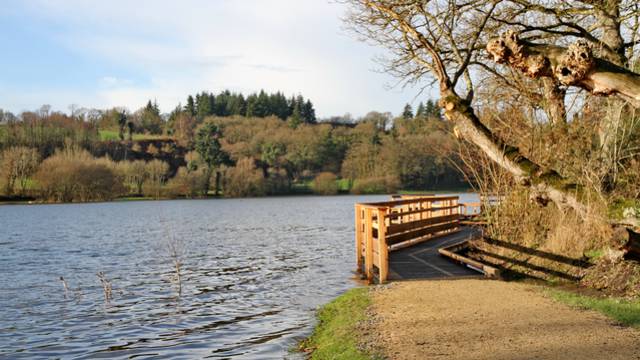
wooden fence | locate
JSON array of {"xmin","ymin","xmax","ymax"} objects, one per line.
[{"xmin": 355, "ymin": 195, "xmax": 465, "ymax": 283}]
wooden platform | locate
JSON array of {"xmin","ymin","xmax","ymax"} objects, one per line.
[{"xmin": 387, "ymin": 226, "xmax": 482, "ymax": 280}]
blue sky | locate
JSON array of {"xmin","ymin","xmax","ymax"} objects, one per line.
[{"xmin": 0, "ymin": 0, "xmax": 435, "ymax": 118}]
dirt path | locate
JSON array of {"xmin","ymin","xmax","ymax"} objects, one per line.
[{"xmin": 365, "ymin": 279, "xmax": 640, "ymax": 360}]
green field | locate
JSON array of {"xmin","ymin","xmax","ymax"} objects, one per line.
[{"xmin": 99, "ymin": 129, "xmax": 169, "ymax": 141}]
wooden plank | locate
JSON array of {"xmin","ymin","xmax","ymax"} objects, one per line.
[
  {"xmin": 438, "ymin": 241, "xmax": 501, "ymax": 278},
  {"xmin": 355, "ymin": 204, "xmax": 363, "ymax": 272},
  {"xmin": 359, "ymin": 196, "xmax": 460, "ymax": 207},
  {"xmin": 377, "ymin": 208, "xmax": 389, "ymax": 283},
  {"xmin": 387, "ymin": 214, "xmax": 461, "ymax": 235},
  {"xmin": 389, "ymin": 227, "xmax": 461, "ymax": 251},
  {"xmin": 364, "ymin": 208, "xmax": 374, "ymax": 281},
  {"xmin": 386, "ymin": 221, "xmax": 460, "ymax": 245},
  {"xmin": 386, "ymin": 205, "xmax": 459, "ymax": 219}
]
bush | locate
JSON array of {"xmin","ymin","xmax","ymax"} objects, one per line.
[
  {"xmin": 142, "ymin": 159, "xmax": 169, "ymax": 199},
  {"xmin": 116, "ymin": 160, "xmax": 147, "ymax": 195},
  {"xmin": 313, "ymin": 172, "xmax": 339, "ymax": 195},
  {"xmin": 166, "ymin": 167, "xmax": 208, "ymax": 198},
  {"xmin": 351, "ymin": 176, "xmax": 400, "ymax": 194},
  {"xmin": 0, "ymin": 146, "xmax": 40, "ymax": 196},
  {"xmin": 265, "ymin": 168, "xmax": 290, "ymax": 195},
  {"xmin": 35, "ymin": 147, "xmax": 124, "ymax": 202},
  {"xmin": 223, "ymin": 157, "xmax": 266, "ymax": 197}
]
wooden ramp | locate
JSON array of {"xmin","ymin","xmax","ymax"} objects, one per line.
[
  {"xmin": 387, "ymin": 226, "xmax": 481, "ymax": 280},
  {"xmin": 355, "ymin": 195, "xmax": 483, "ymax": 283}
]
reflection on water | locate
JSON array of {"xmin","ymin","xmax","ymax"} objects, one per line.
[{"xmin": 0, "ymin": 193, "xmax": 476, "ymax": 359}]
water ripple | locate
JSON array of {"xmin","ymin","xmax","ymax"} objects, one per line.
[{"xmin": 0, "ymin": 194, "xmax": 476, "ymax": 359}]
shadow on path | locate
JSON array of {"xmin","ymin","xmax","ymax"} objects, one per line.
[{"xmin": 388, "ymin": 227, "xmax": 481, "ymax": 280}]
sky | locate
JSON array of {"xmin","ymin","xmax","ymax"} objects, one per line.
[{"xmin": 0, "ymin": 0, "xmax": 435, "ymax": 118}]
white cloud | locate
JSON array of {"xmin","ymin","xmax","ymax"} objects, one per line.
[
  {"xmin": 7, "ymin": 0, "xmax": 434, "ymax": 117},
  {"xmin": 99, "ymin": 76, "xmax": 134, "ymax": 87}
]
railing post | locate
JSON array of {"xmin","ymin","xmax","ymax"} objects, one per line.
[
  {"xmin": 364, "ymin": 208, "xmax": 374, "ymax": 281},
  {"xmin": 355, "ymin": 204, "xmax": 363, "ymax": 273},
  {"xmin": 377, "ymin": 207, "xmax": 389, "ymax": 283}
]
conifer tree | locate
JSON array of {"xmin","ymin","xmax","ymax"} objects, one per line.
[
  {"xmin": 402, "ymin": 103, "xmax": 413, "ymax": 119},
  {"xmin": 288, "ymin": 100, "xmax": 302, "ymax": 128},
  {"xmin": 195, "ymin": 122, "xmax": 231, "ymax": 196},
  {"xmin": 246, "ymin": 93, "xmax": 258, "ymax": 117},
  {"xmin": 415, "ymin": 102, "xmax": 425, "ymax": 119},
  {"xmin": 424, "ymin": 99, "xmax": 440, "ymax": 119},
  {"xmin": 185, "ymin": 95, "xmax": 196, "ymax": 116},
  {"xmin": 195, "ymin": 92, "xmax": 212, "ymax": 120},
  {"xmin": 302, "ymin": 99, "xmax": 316, "ymax": 123}
]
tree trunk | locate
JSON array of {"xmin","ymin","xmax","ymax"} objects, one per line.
[
  {"xmin": 439, "ymin": 89, "xmax": 587, "ymax": 215},
  {"xmin": 215, "ymin": 171, "xmax": 221, "ymax": 196},
  {"xmin": 204, "ymin": 167, "xmax": 212, "ymax": 197},
  {"xmin": 541, "ymin": 78, "xmax": 567, "ymax": 125},
  {"xmin": 594, "ymin": 2, "xmax": 625, "ymax": 66}
]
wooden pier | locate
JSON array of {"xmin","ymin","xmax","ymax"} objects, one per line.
[{"xmin": 355, "ymin": 195, "xmax": 482, "ymax": 283}]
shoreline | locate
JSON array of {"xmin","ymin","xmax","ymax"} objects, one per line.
[
  {"xmin": 302, "ymin": 280, "xmax": 640, "ymax": 359},
  {"xmin": 0, "ymin": 188, "xmax": 474, "ymax": 206}
]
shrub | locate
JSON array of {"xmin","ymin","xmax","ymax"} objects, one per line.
[
  {"xmin": 0, "ymin": 146, "xmax": 40, "ymax": 196},
  {"xmin": 265, "ymin": 168, "xmax": 290, "ymax": 195},
  {"xmin": 166, "ymin": 167, "xmax": 208, "ymax": 198},
  {"xmin": 142, "ymin": 159, "xmax": 169, "ymax": 199},
  {"xmin": 351, "ymin": 176, "xmax": 400, "ymax": 194},
  {"xmin": 35, "ymin": 147, "xmax": 124, "ymax": 202},
  {"xmin": 223, "ymin": 157, "xmax": 265, "ymax": 197},
  {"xmin": 147, "ymin": 143, "xmax": 159, "ymax": 156},
  {"xmin": 117, "ymin": 160, "xmax": 147, "ymax": 195},
  {"xmin": 313, "ymin": 172, "xmax": 339, "ymax": 195}
]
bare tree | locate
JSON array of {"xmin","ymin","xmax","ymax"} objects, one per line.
[{"xmin": 344, "ymin": 0, "xmax": 640, "ymax": 216}]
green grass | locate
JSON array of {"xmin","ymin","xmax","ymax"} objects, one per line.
[
  {"xmin": 290, "ymin": 181, "xmax": 313, "ymax": 194},
  {"xmin": 337, "ymin": 178, "xmax": 351, "ymax": 192},
  {"xmin": 547, "ymin": 288, "xmax": 640, "ymax": 328},
  {"xmin": 608, "ymin": 198, "xmax": 640, "ymax": 220},
  {"xmin": 99, "ymin": 129, "xmax": 120, "ymax": 141},
  {"xmin": 583, "ymin": 249, "xmax": 605, "ymax": 260},
  {"xmin": 299, "ymin": 287, "xmax": 377, "ymax": 359},
  {"xmin": 99, "ymin": 129, "xmax": 170, "ymax": 141},
  {"xmin": 115, "ymin": 196, "xmax": 155, "ymax": 202}
]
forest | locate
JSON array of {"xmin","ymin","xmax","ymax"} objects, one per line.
[{"xmin": 0, "ymin": 90, "xmax": 464, "ymax": 202}]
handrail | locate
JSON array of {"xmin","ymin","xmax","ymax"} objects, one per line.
[
  {"xmin": 355, "ymin": 194, "xmax": 462, "ymax": 283},
  {"xmin": 359, "ymin": 195, "xmax": 460, "ymax": 207}
]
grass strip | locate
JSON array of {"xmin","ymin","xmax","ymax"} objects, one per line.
[
  {"xmin": 299, "ymin": 287, "xmax": 376, "ymax": 359},
  {"xmin": 547, "ymin": 288, "xmax": 640, "ymax": 328}
]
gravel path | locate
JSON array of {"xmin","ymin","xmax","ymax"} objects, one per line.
[{"xmin": 366, "ymin": 279, "xmax": 640, "ymax": 360}]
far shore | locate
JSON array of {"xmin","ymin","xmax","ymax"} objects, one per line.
[{"xmin": 0, "ymin": 188, "xmax": 474, "ymax": 206}]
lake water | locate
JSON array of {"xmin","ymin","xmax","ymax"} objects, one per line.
[{"xmin": 0, "ymin": 193, "xmax": 476, "ymax": 359}]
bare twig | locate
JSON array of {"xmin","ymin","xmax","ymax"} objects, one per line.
[{"xmin": 96, "ymin": 272, "xmax": 113, "ymax": 302}]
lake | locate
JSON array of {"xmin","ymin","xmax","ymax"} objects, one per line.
[{"xmin": 0, "ymin": 193, "xmax": 477, "ymax": 359}]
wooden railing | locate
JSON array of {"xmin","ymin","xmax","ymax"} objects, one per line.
[
  {"xmin": 355, "ymin": 195, "xmax": 463, "ymax": 283},
  {"xmin": 459, "ymin": 202, "xmax": 481, "ymax": 216}
]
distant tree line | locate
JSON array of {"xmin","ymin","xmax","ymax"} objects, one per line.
[
  {"xmin": 175, "ymin": 90, "xmax": 316, "ymax": 126},
  {"xmin": 0, "ymin": 97, "xmax": 466, "ymax": 202}
]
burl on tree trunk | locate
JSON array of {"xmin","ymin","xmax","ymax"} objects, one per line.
[{"xmin": 486, "ymin": 31, "xmax": 640, "ymax": 108}]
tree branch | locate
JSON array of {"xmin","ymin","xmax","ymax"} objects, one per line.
[{"xmin": 487, "ymin": 31, "xmax": 640, "ymax": 107}]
